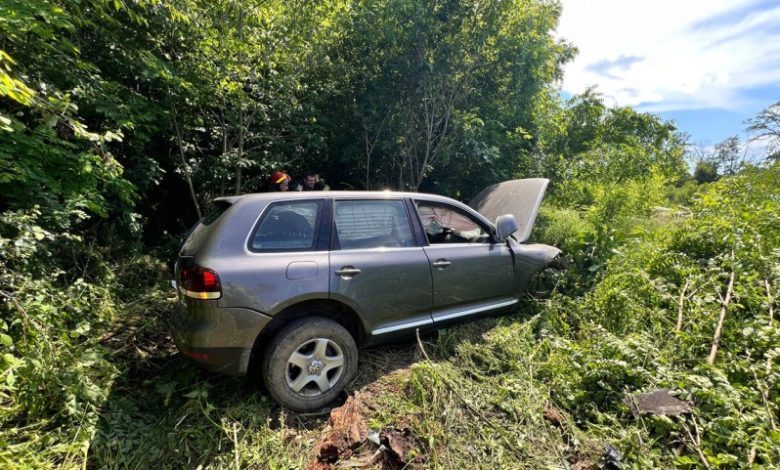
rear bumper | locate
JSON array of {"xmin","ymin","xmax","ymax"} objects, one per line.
[
  {"xmin": 169, "ymin": 301, "xmax": 272, "ymax": 375},
  {"xmin": 176, "ymin": 344, "xmax": 250, "ymax": 375}
]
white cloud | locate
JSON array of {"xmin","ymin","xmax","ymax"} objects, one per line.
[{"xmin": 556, "ymin": 0, "xmax": 780, "ymax": 112}]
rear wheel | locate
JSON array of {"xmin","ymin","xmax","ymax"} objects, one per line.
[{"xmin": 262, "ymin": 317, "xmax": 358, "ymax": 411}]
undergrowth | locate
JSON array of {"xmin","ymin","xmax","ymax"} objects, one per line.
[{"xmin": 2, "ymin": 164, "xmax": 779, "ymax": 468}]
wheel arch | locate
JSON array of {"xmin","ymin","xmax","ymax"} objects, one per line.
[{"xmin": 250, "ymin": 299, "xmax": 367, "ymax": 361}]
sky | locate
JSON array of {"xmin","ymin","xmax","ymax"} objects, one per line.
[{"xmin": 556, "ymin": 0, "xmax": 780, "ymax": 147}]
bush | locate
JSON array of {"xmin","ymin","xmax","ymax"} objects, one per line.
[{"xmin": 0, "ymin": 207, "xmax": 169, "ymax": 468}]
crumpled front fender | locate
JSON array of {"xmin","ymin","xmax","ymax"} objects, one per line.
[{"xmin": 510, "ymin": 242, "xmax": 564, "ymax": 292}]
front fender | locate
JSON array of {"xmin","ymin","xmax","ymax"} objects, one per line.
[{"xmin": 511, "ymin": 242, "xmax": 563, "ymax": 291}]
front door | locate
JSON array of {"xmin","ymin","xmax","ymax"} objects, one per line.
[
  {"xmin": 415, "ymin": 201, "xmax": 517, "ymax": 323},
  {"xmin": 329, "ymin": 199, "xmax": 433, "ymax": 336}
]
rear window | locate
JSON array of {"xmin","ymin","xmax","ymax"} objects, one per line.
[
  {"xmin": 179, "ymin": 201, "xmax": 234, "ymax": 255},
  {"xmin": 201, "ymin": 201, "xmax": 232, "ymax": 226},
  {"xmin": 250, "ymin": 200, "xmax": 322, "ymax": 251}
]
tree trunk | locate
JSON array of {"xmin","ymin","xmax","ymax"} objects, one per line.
[
  {"xmin": 220, "ymin": 116, "xmax": 227, "ymax": 196},
  {"xmin": 364, "ymin": 131, "xmax": 371, "ymax": 190},
  {"xmin": 235, "ymin": 108, "xmax": 244, "ymax": 194},
  {"xmin": 234, "ymin": 8, "xmax": 245, "ymax": 195},
  {"xmin": 172, "ymin": 113, "xmax": 202, "ymax": 219}
]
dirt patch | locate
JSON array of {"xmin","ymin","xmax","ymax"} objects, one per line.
[
  {"xmin": 360, "ymin": 368, "xmax": 411, "ymax": 407},
  {"xmin": 570, "ymin": 459, "xmax": 596, "ymax": 470}
]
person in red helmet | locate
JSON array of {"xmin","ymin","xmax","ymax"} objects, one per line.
[{"xmin": 270, "ymin": 171, "xmax": 291, "ymax": 191}]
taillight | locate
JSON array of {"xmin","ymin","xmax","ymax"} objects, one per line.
[{"xmin": 179, "ymin": 265, "xmax": 222, "ymax": 300}]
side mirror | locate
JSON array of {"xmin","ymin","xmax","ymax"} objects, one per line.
[{"xmin": 495, "ymin": 214, "xmax": 519, "ymax": 241}]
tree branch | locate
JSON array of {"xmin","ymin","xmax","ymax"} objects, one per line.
[
  {"xmin": 707, "ymin": 258, "xmax": 736, "ymax": 365},
  {"xmin": 675, "ymin": 279, "xmax": 691, "ymax": 331}
]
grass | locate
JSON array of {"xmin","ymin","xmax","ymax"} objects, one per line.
[
  {"xmin": 83, "ymin": 166, "xmax": 780, "ymax": 468},
  {"xmin": 6, "ymin": 168, "xmax": 780, "ymax": 468},
  {"xmin": 87, "ymin": 297, "xmax": 611, "ymax": 469}
]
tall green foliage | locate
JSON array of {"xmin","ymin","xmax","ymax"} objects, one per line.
[
  {"xmin": 0, "ymin": 0, "xmax": 141, "ymax": 219},
  {"xmin": 531, "ymin": 162, "xmax": 780, "ymax": 466},
  {"xmin": 537, "ymin": 89, "xmax": 687, "ymax": 191},
  {"xmin": 1, "ymin": 0, "xmax": 778, "ymax": 467},
  {"xmin": 319, "ymin": 0, "xmax": 573, "ymax": 194}
]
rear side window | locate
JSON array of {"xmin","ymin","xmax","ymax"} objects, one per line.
[
  {"xmin": 250, "ymin": 200, "xmax": 322, "ymax": 251},
  {"xmin": 334, "ymin": 200, "xmax": 414, "ymax": 250}
]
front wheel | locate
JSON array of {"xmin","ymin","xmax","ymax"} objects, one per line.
[{"xmin": 262, "ymin": 317, "xmax": 358, "ymax": 411}]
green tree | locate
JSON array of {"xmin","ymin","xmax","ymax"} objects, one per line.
[
  {"xmin": 323, "ymin": 0, "xmax": 573, "ymax": 193},
  {"xmin": 537, "ymin": 89, "xmax": 687, "ymax": 190},
  {"xmin": 693, "ymin": 159, "xmax": 719, "ymax": 184},
  {"xmin": 165, "ymin": 0, "xmax": 344, "ymax": 198},
  {"xmin": 746, "ymin": 101, "xmax": 780, "ymax": 161},
  {"xmin": 713, "ymin": 135, "xmax": 743, "ymax": 176}
]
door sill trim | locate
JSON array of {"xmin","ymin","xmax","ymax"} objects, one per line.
[
  {"xmin": 434, "ymin": 298, "xmax": 518, "ymax": 322},
  {"xmin": 370, "ymin": 298, "xmax": 519, "ymax": 336},
  {"xmin": 371, "ymin": 318, "xmax": 433, "ymax": 335}
]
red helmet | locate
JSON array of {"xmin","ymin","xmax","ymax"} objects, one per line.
[{"xmin": 271, "ymin": 171, "xmax": 290, "ymax": 184}]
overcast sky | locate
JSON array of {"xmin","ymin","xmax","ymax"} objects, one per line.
[{"xmin": 556, "ymin": 0, "xmax": 780, "ymax": 145}]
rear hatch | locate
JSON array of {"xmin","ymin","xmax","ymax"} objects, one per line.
[
  {"xmin": 468, "ymin": 178, "xmax": 549, "ymax": 243},
  {"xmin": 175, "ymin": 197, "xmax": 239, "ymax": 290}
]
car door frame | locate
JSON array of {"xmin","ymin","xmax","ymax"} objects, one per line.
[
  {"xmin": 327, "ymin": 196, "xmax": 435, "ymax": 338},
  {"xmin": 410, "ymin": 198, "xmax": 519, "ymax": 324}
]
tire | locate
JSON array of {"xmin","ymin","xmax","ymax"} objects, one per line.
[{"xmin": 261, "ymin": 317, "xmax": 358, "ymax": 411}]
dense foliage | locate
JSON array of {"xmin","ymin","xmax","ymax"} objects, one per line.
[{"xmin": 1, "ymin": 0, "xmax": 778, "ymax": 468}]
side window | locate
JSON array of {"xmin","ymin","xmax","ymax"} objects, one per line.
[
  {"xmin": 415, "ymin": 202, "xmax": 490, "ymax": 244},
  {"xmin": 334, "ymin": 200, "xmax": 414, "ymax": 250},
  {"xmin": 250, "ymin": 200, "xmax": 322, "ymax": 251}
]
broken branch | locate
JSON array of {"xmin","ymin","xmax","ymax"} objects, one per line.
[
  {"xmin": 766, "ymin": 279, "xmax": 775, "ymax": 328},
  {"xmin": 684, "ymin": 417, "xmax": 712, "ymax": 470},
  {"xmin": 675, "ymin": 279, "xmax": 691, "ymax": 331},
  {"xmin": 707, "ymin": 266, "xmax": 736, "ymax": 365}
]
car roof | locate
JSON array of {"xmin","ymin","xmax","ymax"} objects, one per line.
[
  {"xmin": 215, "ymin": 191, "xmax": 493, "ymax": 226},
  {"xmin": 216, "ymin": 190, "xmax": 463, "ymax": 205}
]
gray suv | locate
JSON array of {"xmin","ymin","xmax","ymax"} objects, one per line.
[{"xmin": 171, "ymin": 179, "xmax": 560, "ymax": 410}]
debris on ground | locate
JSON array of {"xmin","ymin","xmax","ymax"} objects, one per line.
[
  {"xmin": 603, "ymin": 444, "xmax": 622, "ymax": 469},
  {"xmin": 625, "ymin": 389, "xmax": 693, "ymax": 417},
  {"xmin": 543, "ymin": 406, "xmax": 564, "ymax": 428},
  {"xmin": 307, "ymin": 395, "xmax": 425, "ymax": 469},
  {"xmin": 379, "ymin": 427, "xmax": 426, "ymax": 469},
  {"xmin": 570, "ymin": 459, "xmax": 596, "ymax": 470},
  {"xmin": 367, "ymin": 429, "xmax": 381, "ymax": 446},
  {"xmin": 307, "ymin": 395, "xmax": 367, "ymax": 469}
]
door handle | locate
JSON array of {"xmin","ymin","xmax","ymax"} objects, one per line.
[
  {"xmin": 432, "ymin": 259, "xmax": 451, "ymax": 269},
  {"xmin": 335, "ymin": 266, "xmax": 361, "ymax": 278}
]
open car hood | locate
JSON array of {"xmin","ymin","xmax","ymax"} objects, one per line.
[{"xmin": 468, "ymin": 178, "xmax": 549, "ymax": 243}]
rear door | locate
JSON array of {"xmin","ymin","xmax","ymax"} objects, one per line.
[
  {"xmin": 414, "ymin": 201, "xmax": 517, "ymax": 323},
  {"xmin": 215, "ymin": 198, "xmax": 331, "ymax": 314},
  {"xmin": 329, "ymin": 199, "xmax": 433, "ymax": 336}
]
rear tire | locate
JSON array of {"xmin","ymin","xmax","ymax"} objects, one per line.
[{"xmin": 262, "ymin": 317, "xmax": 358, "ymax": 411}]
